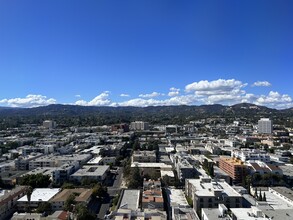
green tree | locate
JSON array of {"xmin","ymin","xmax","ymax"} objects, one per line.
[
  {"xmin": 37, "ymin": 202, "xmax": 52, "ymax": 214},
  {"xmin": 133, "ymin": 139, "xmax": 140, "ymax": 150},
  {"xmin": 185, "ymin": 196, "xmax": 193, "ymax": 208},
  {"xmin": 26, "ymin": 186, "xmax": 33, "ymax": 214},
  {"xmin": 61, "ymin": 182, "xmax": 75, "ymax": 189},
  {"xmin": 161, "ymin": 175, "xmax": 172, "ymax": 187},
  {"xmin": 128, "ymin": 165, "xmax": 142, "ymax": 189},
  {"xmin": 92, "ymin": 183, "xmax": 107, "ymax": 198},
  {"xmin": 75, "ymin": 203, "xmax": 96, "ymax": 220},
  {"xmin": 259, "ymin": 189, "xmax": 263, "ymax": 201},
  {"xmin": 263, "ymin": 192, "xmax": 266, "ymax": 201},
  {"xmin": 64, "ymin": 193, "xmax": 76, "ymax": 211},
  {"xmin": 19, "ymin": 174, "xmax": 51, "ymax": 188},
  {"xmin": 254, "ymin": 188, "xmax": 258, "ymax": 198}
]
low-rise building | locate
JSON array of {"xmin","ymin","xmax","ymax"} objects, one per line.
[
  {"xmin": 70, "ymin": 165, "xmax": 109, "ymax": 183},
  {"xmin": 119, "ymin": 190, "xmax": 140, "ymax": 211},
  {"xmin": 132, "ymin": 150, "xmax": 156, "ymax": 163},
  {"xmin": 165, "ymin": 188, "xmax": 198, "ymax": 220},
  {"xmin": 176, "ymin": 159, "xmax": 197, "ymax": 182},
  {"xmin": 247, "ymin": 161, "xmax": 283, "ymax": 176},
  {"xmin": 232, "ymin": 148, "xmax": 270, "ymax": 163},
  {"xmin": 50, "ymin": 188, "xmax": 92, "ymax": 211},
  {"xmin": 185, "ymin": 176, "xmax": 243, "ymax": 213},
  {"xmin": 131, "ymin": 162, "xmax": 172, "ymax": 177},
  {"xmin": 17, "ymin": 188, "xmax": 60, "ymax": 212},
  {"xmin": 15, "ymin": 153, "xmax": 43, "ymax": 171},
  {"xmin": 201, "ymin": 204, "xmax": 269, "ymax": 220},
  {"xmin": 112, "ymin": 209, "xmax": 167, "ymax": 220},
  {"xmin": 142, "ymin": 179, "xmax": 164, "ymax": 210},
  {"xmin": 29, "ymin": 154, "xmax": 91, "ymax": 170},
  {"xmin": 0, "ymin": 186, "xmax": 27, "ymax": 220}
]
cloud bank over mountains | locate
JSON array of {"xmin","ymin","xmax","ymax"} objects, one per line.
[{"xmin": 0, "ymin": 79, "xmax": 292, "ymax": 109}]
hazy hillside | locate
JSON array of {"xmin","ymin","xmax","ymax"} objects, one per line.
[{"xmin": 0, "ymin": 103, "xmax": 292, "ymax": 129}]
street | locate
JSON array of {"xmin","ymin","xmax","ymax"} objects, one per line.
[{"xmin": 96, "ymin": 167, "xmax": 124, "ymax": 219}]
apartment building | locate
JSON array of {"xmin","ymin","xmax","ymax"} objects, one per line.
[
  {"xmin": 176, "ymin": 159, "xmax": 197, "ymax": 182},
  {"xmin": 232, "ymin": 148, "xmax": 270, "ymax": 163},
  {"xmin": 50, "ymin": 188, "xmax": 92, "ymax": 211},
  {"xmin": 132, "ymin": 150, "xmax": 156, "ymax": 163},
  {"xmin": 258, "ymin": 118, "xmax": 272, "ymax": 134},
  {"xmin": 17, "ymin": 188, "xmax": 60, "ymax": 212},
  {"xmin": 0, "ymin": 186, "xmax": 27, "ymax": 220},
  {"xmin": 70, "ymin": 165, "xmax": 109, "ymax": 183},
  {"xmin": 142, "ymin": 179, "xmax": 164, "ymax": 210},
  {"xmin": 28, "ymin": 154, "xmax": 91, "ymax": 170},
  {"xmin": 185, "ymin": 177, "xmax": 243, "ymax": 213},
  {"xmin": 130, "ymin": 121, "xmax": 149, "ymax": 131},
  {"xmin": 219, "ymin": 157, "xmax": 246, "ymax": 184},
  {"xmin": 131, "ymin": 162, "xmax": 172, "ymax": 177},
  {"xmin": 14, "ymin": 153, "xmax": 43, "ymax": 171},
  {"xmin": 165, "ymin": 188, "xmax": 198, "ymax": 220}
]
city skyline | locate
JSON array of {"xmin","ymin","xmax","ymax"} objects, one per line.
[{"xmin": 0, "ymin": 1, "xmax": 292, "ymax": 109}]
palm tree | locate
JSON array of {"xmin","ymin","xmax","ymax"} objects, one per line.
[{"xmin": 26, "ymin": 186, "xmax": 33, "ymax": 214}]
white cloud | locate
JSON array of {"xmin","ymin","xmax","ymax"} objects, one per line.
[
  {"xmin": 120, "ymin": 93, "xmax": 130, "ymax": 97},
  {"xmin": 2, "ymin": 79, "xmax": 291, "ymax": 110},
  {"xmin": 117, "ymin": 95, "xmax": 198, "ymax": 107},
  {"xmin": 252, "ymin": 81, "xmax": 271, "ymax": 87},
  {"xmin": 139, "ymin": 92, "xmax": 162, "ymax": 98},
  {"xmin": 75, "ymin": 91, "xmax": 111, "ymax": 106},
  {"xmin": 0, "ymin": 94, "xmax": 56, "ymax": 108},
  {"xmin": 254, "ymin": 91, "xmax": 293, "ymax": 109},
  {"xmin": 183, "ymin": 79, "xmax": 248, "ymax": 105},
  {"xmin": 185, "ymin": 79, "xmax": 246, "ymax": 94},
  {"xmin": 75, "ymin": 94, "xmax": 81, "ymax": 98},
  {"xmin": 168, "ymin": 87, "xmax": 180, "ymax": 97}
]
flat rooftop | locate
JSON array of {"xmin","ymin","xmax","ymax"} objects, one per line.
[
  {"xmin": 166, "ymin": 188, "xmax": 189, "ymax": 207},
  {"xmin": 230, "ymin": 207, "xmax": 269, "ymax": 220},
  {"xmin": 220, "ymin": 157, "xmax": 244, "ymax": 165},
  {"xmin": 119, "ymin": 190, "xmax": 140, "ymax": 210},
  {"xmin": 202, "ymin": 208, "xmax": 228, "ymax": 220},
  {"xmin": 256, "ymin": 189, "xmax": 293, "ymax": 210},
  {"xmin": 160, "ymin": 170, "xmax": 174, "ymax": 177},
  {"xmin": 280, "ymin": 164, "xmax": 293, "ymax": 176},
  {"xmin": 18, "ymin": 188, "xmax": 60, "ymax": 202},
  {"xmin": 262, "ymin": 209, "xmax": 293, "ymax": 220},
  {"xmin": 270, "ymin": 187, "xmax": 293, "ymax": 204},
  {"xmin": 87, "ymin": 156, "xmax": 103, "ymax": 164},
  {"xmin": 50, "ymin": 188, "xmax": 92, "ymax": 202},
  {"xmin": 190, "ymin": 177, "xmax": 241, "ymax": 197},
  {"xmin": 131, "ymin": 162, "xmax": 172, "ymax": 169},
  {"xmin": 71, "ymin": 165, "xmax": 109, "ymax": 177}
]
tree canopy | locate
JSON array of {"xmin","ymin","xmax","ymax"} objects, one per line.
[{"xmin": 19, "ymin": 173, "xmax": 51, "ymax": 188}]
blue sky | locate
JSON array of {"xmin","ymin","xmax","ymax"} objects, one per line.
[{"xmin": 0, "ymin": 0, "xmax": 292, "ymax": 108}]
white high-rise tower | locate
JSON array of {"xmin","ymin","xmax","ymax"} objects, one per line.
[{"xmin": 258, "ymin": 118, "xmax": 272, "ymax": 134}]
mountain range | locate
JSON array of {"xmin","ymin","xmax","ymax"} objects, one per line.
[{"xmin": 0, "ymin": 103, "xmax": 292, "ymax": 128}]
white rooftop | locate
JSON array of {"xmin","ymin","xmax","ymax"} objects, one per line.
[
  {"xmin": 257, "ymin": 189, "xmax": 293, "ymax": 210},
  {"xmin": 190, "ymin": 177, "xmax": 241, "ymax": 197},
  {"xmin": 230, "ymin": 207, "xmax": 269, "ymax": 220},
  {"xmin": 131, "ymin": 162, "xmax": 172, "ymax": 170},
  {"xmin": 119, "ymin": 190, "xmax": 140, "ymax": 210},
  {"xmin": 160, "ymin": 170, "xmax": 174, "ymax": 177},
  {"xmin": 18, "ymin": 188, "xmax": 60, "ymax": 202},
  {"xmin": 71, "ymin": 165, "xmax": 109, "ymax": 177},
  {"xmin": 166, "ymin": 188, "xmax": 189, "ymax": 207},
  {"xmin": 87, "ymin": 156, "xmax": 103, "ymax": 164}
]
